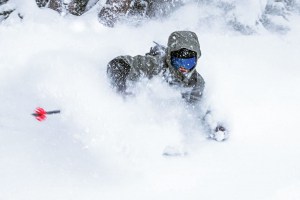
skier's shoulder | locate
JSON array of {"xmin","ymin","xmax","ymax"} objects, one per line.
[
  {"xmin": 197, "ymin": 71, "xmax": 205, "ymax": 85},
  {"xmin": 114, "ymin": 41, "xmax": 166, "ymax": 63},
  {"xmin": 190, "ymin": 70, "xmax": 205, "ymax": 86}
]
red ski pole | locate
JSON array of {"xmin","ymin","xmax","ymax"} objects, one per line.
[{"xmin": 32, "ymin": 107, "xmax": 60, "ymax": 121}]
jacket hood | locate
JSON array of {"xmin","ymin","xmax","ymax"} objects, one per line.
[{"xmin": 166, "ymin": 31, "xmax": 201, "ymax": 81}]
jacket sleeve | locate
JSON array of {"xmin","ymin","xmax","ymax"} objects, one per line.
[
  {"xmin": 107, "ymin": 58, "xmax": 131, "ymax": 93},
  {"xmin": 107, "ymin": 54, "xmax": 159, "ymax": 93}
]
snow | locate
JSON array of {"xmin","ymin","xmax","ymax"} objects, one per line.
[
  {"xmin": 1, "ymin": 1, "xmax": 300, "ymax": 200},
  {"xmin": 234, "ymin": 0, "xmax": 267, "ymax": 26}
]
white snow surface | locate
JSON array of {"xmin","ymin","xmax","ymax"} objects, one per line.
[{"xmin": 1, "ymin": 2, "xmax": 300, "ymax": 200}]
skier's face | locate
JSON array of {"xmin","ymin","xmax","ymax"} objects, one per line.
[{"xmin": 178, "ymin": 66, "xmax": 190, "ymax": 74}]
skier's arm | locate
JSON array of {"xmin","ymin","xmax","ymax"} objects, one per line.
[
  {"xmin": 188, "ymin": 85, "xmax": 204, "ymax": 104},
  {"xmin": 107, "ymin": 58, "xmax": 131, "ymax": 93},
  {"xmin": 107, "ymin": 55, "xmax": 158, "ymax": 93},
  {"xmin": 192, "ymin": 89, "xmax": 229, "ymax": 142},
  {"xmin": 182, "ymin": 72, "xmax": 205, "ymax": 104}
]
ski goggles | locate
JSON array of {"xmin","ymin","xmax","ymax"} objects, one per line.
[{"xmin": 170, "ymin": 56, "xmax": 197, "ymax": 71}]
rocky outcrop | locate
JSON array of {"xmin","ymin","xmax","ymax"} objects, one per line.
[
  {"xmin": 98, "ymin": 0, "xmax": 183, "ymax": 27},
  {"xmin": 36, "ymin": 0, "xmax": 97, "ymax": 16}
]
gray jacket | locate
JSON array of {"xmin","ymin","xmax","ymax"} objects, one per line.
[{"xmin": 107, "ymin": 31, "xmax": 205, "ymax": 104}]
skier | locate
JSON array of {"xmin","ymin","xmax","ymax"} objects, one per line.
[{"xmin": 107, "ymin": 30, "xmax": 228, "ymax": 141}]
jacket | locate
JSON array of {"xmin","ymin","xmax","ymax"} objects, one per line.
[{"xmin": 107, "ymin": 31, "xmax": 205, "ymax": 104}]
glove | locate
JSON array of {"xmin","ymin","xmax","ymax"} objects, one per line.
[{"xmin": 209, "ymin": 125, "xmax": 229, "ymax": 142}]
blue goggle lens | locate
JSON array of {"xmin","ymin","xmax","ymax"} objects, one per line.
[{"xmin": 171, "ymin": 56, "xmax": 197, "ymax": 71}]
